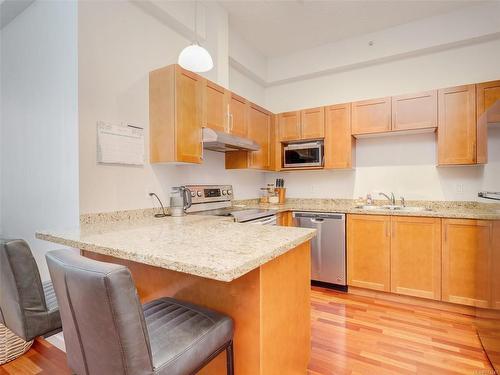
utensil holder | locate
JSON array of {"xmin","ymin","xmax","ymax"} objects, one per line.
[{"xmin": 276, "ymin": 188, "xmax": 286, "ymax": 204}]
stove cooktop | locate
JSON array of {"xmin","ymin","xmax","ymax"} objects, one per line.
[{"xmin": 192, "ymin": 207, "xmax": 276, "ymax": 223}]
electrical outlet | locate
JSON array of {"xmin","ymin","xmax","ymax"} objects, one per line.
[{"xmin": 455, "ymin": 184, "xmax": 464, "ymax": 193}]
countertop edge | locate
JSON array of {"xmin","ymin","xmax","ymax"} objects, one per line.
[{"xmin": 36, "ymin": 230, "xmax": 316, "ymax": 283}]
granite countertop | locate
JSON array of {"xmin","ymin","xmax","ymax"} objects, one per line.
[
  {"xmin": 36, "ymin": 215, "xmax": 316, "ymax": 282},
  {"xmin": 235, "ymin": 198, "xmax": 500, "ymax": 220}
]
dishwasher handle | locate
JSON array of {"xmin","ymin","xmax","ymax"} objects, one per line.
[{"xmin": 293, "ymin": 212, "xmax": 345, "ymax": 221}]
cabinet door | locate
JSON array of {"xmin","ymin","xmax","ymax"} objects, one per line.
[
  {"xmin": 391, "ymin": 217, "xmax": 441, "ymax": 300},
  {"xmin": 347, "ymin": 215, "xmax": 391, "ymax": 291},
  {"xmin": 438, "ymin": 85, "xmax": 477, "ymax": 165},
  {"xmin": 351, "ymin": 97, "xmax": 391, "ymax": 135},
  {"xmin": 392, "ymin": 90, "xmax": 437, "ymax": 131},
  {"xmin": 477, "ymin": 80, "xmax": 500, "ymax": 124},
  {"xmin": 248, "ymin": 105, "xmax": 271, "ymax": 170},
  {"xmin": 229, "ymin": 93, "xmax": 248, "ymax": 137},
  {"xmin": 492, "ymin": 221, "xmax": 500, "ymax": 309},
  {"xmin": 279, "ymin": 111, "xmax": 301, "ymax": 141},
  {"xmin": 442, "ymin": 219, "xmax": 492, "ymax": 308},
  {"xmin": 204, "ymin": 80, "xmax": 228, "ymax": 133},
  {"xmin": 301, "ymin": 107, "xmax": 325, "ymax": 139},
  {"xmin": 324, "ymin": 103, "xmax": 355, "ymax": 169},
  {"xmin": 175, "ymin": 67, "xmax": 203, "ymax": 163},
  {"xmin": 476, "ymin": 80, "xmax": 500, "ymax": 164}
]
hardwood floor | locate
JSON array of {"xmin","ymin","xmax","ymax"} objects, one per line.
[
  {"xmin": 309, "ymin": 287, "xmax": 495, "ymax": 375},
  {"xmin": 0, "ymin": 287, "xmax": 495, "ymax": 374},
  {"xmin": 0, "ymin": 337, "xmax": 70, "ymax": 375}
]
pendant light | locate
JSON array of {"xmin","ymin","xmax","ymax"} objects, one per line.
[{"xmin": 178, "ymin": 1, "xmax": 214, "ymax": 73}]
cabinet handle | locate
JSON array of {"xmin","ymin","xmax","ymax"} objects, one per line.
[{"xmin": 200, "ymin": 128, "xmax": 204, "ymax": 160}]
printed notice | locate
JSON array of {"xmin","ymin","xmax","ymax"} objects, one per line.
[{"xmin": 97, "ymin": 121, "xmax": 144, "ymax": 166}]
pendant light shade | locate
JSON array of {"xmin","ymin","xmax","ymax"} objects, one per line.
[{"xmin": 178, "ymin": 43, "xmax": 214, "ymax": 73}]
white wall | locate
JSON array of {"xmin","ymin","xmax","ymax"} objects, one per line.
[
  {"xmin": 229, "ymin": 66, "xmax": 266, "ymax": 107},
  {"xmin": 263, "ymin": 38, "xmax": 500, "ymax": 202},
  {"xmin": 78, "ymin": 1, "xmax": 265, "ymax": 214},
  {"xmin": 0, "ymin": 1, "xmax": 79, "ymax": 280}
]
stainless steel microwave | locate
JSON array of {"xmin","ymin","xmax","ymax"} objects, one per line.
[{"xmin": 283, "ymin": 141, "xmax": 324, "ymax": 168}]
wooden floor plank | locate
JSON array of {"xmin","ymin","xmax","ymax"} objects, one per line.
[{"xmin": 1, "ymin": 287, "xmax": 494, "ymax": 375}]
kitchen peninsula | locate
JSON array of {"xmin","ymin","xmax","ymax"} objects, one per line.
[{"xmin": 36, "ymin": 214, "xmax": 316, "ymax": 375}]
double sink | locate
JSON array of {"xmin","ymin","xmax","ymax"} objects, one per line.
[{"xmin": 354, "ymin": 205, "xmax": 433, "ymax": 213}]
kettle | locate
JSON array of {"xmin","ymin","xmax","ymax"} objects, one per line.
[{"xmin": 170, "ymin": 186, "xmax": 192, "ymax": 217}]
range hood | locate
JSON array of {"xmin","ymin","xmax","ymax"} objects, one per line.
[{"xmin": 202, "ymin": 128, "xmax": 260, "ymax": 152}]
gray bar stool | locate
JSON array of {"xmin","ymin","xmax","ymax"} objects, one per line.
[
  {"xmin": 46, "ymin": 249, "xmax": 234, "ymax": 375},
  {"xmin": 0, "ymin": 239, "xmax": 62, "ymax": 364}
]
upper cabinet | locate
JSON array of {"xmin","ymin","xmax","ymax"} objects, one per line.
[
  {"xmin": 437, "ymin": 85, "xmax": 478, "ymax": 165},
  {"xmin": 150, "ymin": 65, "xmax": 203, "ymax": 164},
  {"xmin": 248, "ymin": 104, "xmax": 272, "ymax": 169},
  {"xmin": 278, "ymin": 111, "xmax": 302, "ymax": 141},
  {"xmin": 324, "ymin": 103, "xmax": 355, "ymax": 169},
  {"xmin": 278, "ymin": 107, "xmax": 325, "ymax": 142},
  {"xmin": 229, "ymin": 93, "xmax": 249, "ymax": 138},
  {"xmin": 204, "ymin": 80, "xmax": 229, "ymax": 133},
  {"xmin": 477, "ymin": 80, "xmax": 500, "ymax": 124},
  {"xmin": 301, "ymin": 107, "xmax": 325, "ymax": 139},
  {"xmin": 225, "ymin": 103, "xmax": 272, "ymax": 171},
  {"xmin": 392, "ymin": 90, "xmax": 437, "ymax": 131},
  {"xmin": 351, "ymin": 97, "xmax": 391, "ymax": 135}
]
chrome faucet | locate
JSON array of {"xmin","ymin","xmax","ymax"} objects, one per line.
[{"xmin": 379, "ymin": 192, "xmax": 396, "ymax": 205}]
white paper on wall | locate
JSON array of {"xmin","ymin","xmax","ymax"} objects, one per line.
[{"xmin": 97, "ymin": 121, "xmax": 144, "ymax": 166}]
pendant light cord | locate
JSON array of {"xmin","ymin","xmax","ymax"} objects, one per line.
[{"xmin": 194, "ymin": 0, "xmax": 198, "ymax": 44}]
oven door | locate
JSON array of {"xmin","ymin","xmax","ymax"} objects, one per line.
[{"xmin": 283, "ymin": 142, "xmax": 323, "ymax": 168}]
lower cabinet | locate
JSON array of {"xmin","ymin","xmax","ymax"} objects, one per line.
[
  {"xmin": 493, "ymin": 221, "xmax": 500, "ymax": 309},
  {"xmin": 347, "ymin": 215, "xmax": 391, "ymax": 291},
  {"xmin": 442, "ymin": 219, "xmax": 492, "ymax": 308},
  {"xmin": 348, "ymin": 214, "xmax": 441, "ymax": 297},
  {"xmin": 277, "ymin": 211, "xmax": 293, "ymax": 227},
  {"xmin": 390, "ymin": 216, "xmax": 441, "ymax": 300}
]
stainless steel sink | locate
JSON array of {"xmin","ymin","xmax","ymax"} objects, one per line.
[{"xmin": 354, "ymin": 205, "xmax": 433, "ymax": 212}]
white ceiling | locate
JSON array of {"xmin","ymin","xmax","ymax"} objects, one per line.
[
  {"xmin": 0, "ymin": 0, "xmax": 34, "ymax": 29},
  {"xmin": 219, "ymin": 0, "xmax": 493, "ymax": 57}
]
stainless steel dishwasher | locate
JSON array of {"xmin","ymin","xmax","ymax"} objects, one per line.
[{"xmin": 293, "ymin": 212, "xmax": 346, "ymax": 288}]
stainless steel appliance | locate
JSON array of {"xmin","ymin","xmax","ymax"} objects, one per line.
[
  {"xmin": 293, "ymin": 212, "xmax": 346, "ymax": 288},
  {"xmin": 202, "ymin": 128, "xmax": 260, "ymax": 152},
  {"xmin": 283, "ymin": 141, "xmax": 323, "ymax": 168},
  {"xmin": 185, "ymin": 185, "xmax": 277, "ymax": 224}
]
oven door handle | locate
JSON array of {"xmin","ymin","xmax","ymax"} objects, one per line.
[{"xmin": 249, "ymin": 216, "xmax": 277, "ymax": 225}]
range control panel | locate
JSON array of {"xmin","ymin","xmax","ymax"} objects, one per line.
[{"xmin": 184, "ymin": 185, "xmax": 233, "ymax": 204}]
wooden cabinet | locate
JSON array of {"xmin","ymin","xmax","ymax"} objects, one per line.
[
  {"xmin": 278, "ymin": 111, "xmax": 301, "ymax": 141},
  {"xmin": 225, "ymin": 103, "xmax": 271, "ymax": 170},
  {"xmin": 392, "ymin": 90, "xmax": 437, "ymax": 131},
  {"xmin": 390, "ymin": 217, "xmax": 441, "ymax": 300},
  {"xmin": 492, "ymin": 221, "xmax": 500, "ymax": 309},
  {"xmin": 477, "ymin": 80, "xmax": 500, "ymax": 124},
  {"xmin": 301, "ymin": 107, "xmax": 325, "ymax": 139},
  {"xmin": 204, "ymin": 80, "xmax": 229, "ymax": 133},
  {"xmin": 277, "ymin": 211, "xmax": 293, "ymax": 227},
  {"xmin": 248, "ymin": 104, "xmax": 271, "ymax": 169},
  {"xmin": 347, "ymin": 215, "xmax": 391, "ymax": 291},
  {"xmin": 150, "ymin": 65, "xmax": 203, "ymax": 164},
  {"xmin": 351, "ymin": 97, "xmax": 391, "ymax": 135},
  {"xmin": 278, "ymin": 107, "xmax": 325, "ymax": 142},
  {"xmin": 442, "ymin": 219, "xmax": 492, "ymax": 308},
  {"xmin": 229, "ymin": 93, "xmax": 248, "ymax": 138},
  {"xmin": 476, "ymin": 80, "xmax": 500, "ymax": 164},
  {"xmin": 324, "ymin": 103, "xmax": 355, "ymax": 169},
  {"xmin": 437, "ymin": 85, "xmax": 478, "ymax": 165}
]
